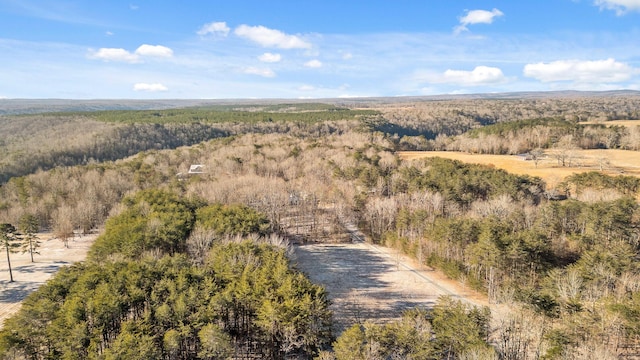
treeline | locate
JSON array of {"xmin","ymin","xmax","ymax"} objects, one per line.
[
  {"xmin": 437, "ymin": 118, "xmax": 638, "ymax": 155},
  {"xmin": 393, "ymin": 116, "xmax": 640, "ymax": 154},
  {"xmin": 373, "ymin": 96, "xmax": 640, "ymax": 153},
  {"xmin": 380, "ymin": 95, "xmax": 640, "ymax": 139},
  {"xmin": 0, "ymin": 189, "xmax": 332, "ymax": 359},
  {"xmin": 89, "ymin": 105, "xmax": 377, "ymax": 124}
]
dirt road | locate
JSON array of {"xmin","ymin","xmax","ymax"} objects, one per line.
[
  {"xmin": 0, "ymin": 234, "xmax": 96, "ymax": 328},
  {"xmin": 293, "ymin": 239, "xmax": 489, "ymax": 334}
]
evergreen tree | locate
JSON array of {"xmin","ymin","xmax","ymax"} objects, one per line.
[
  {"xmin": 18, "ymin": 214, "xmax": 40, "ymax": 263},
  {"xmin": 0, "ymin": 223, "xmax": 20, "ymax": 282}
]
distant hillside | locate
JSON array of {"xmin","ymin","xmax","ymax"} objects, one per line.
[
  {"xmin": 2, "ymin": 90, "xmax": 639, "ymax": 115},
  {"xmin": 0, "ymin": 99, "xmax": 223, "ymax": 115}
]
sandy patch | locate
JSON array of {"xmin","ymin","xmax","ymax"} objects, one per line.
[{"xmin": 0, "ymin": 233, "xmax": 97, "ymax": 328}]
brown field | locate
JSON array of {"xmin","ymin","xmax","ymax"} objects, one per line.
[
  {"xmin": 398, "ymin": 150, "xmax": 640, "ymax": 187},
  {"xmin": 578, "ymin": 119, "xmax": 640, "ymax": 127}
]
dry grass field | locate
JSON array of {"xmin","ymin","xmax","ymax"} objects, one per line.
[
  {"xmin": 398, "ymin": 149, "xmax": 640, "ymax": 188},
  {"xmin": 578, "ymin": 119, "xmax": 640, "ymax": 127}
]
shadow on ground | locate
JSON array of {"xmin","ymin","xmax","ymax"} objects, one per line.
[
  {"xmin": 294, "ymin": 243, "xmax": 438, "ymax": 334},
  {"xmin": 0, "ymin": 280, "xmax": 42, "ymax": 303}
]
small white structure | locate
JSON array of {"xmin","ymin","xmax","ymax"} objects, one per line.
[
  {"xmin": 188, "ymin": 164, "xmax": 206, "ymax": 174},
  {"xmin": 516, "ymin": 153, "xmax": 533, "ymax": 161}
]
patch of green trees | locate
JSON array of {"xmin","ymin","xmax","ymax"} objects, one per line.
[
  {"xmin": 320, "ymin": 298, "xmax": 492, "ymax": 360},
  {"xmin": 0, "ymin": 189, "xmax": 332, "ymax": 359}
]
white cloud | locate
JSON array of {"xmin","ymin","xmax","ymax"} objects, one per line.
[
  {"xmin": 243, "ymin": 67, "xmax": 276, "ymax": 78},
  {"xmin": 342, "ymin": 52, "xmax": 353, "ymax": 60},
  {"xmin": 426, "ymin": 66, "xmax": 507, "ymax": 86},
  {"xmin": 234, "ymin": 25, "xmax": 311, "ymax": 49},
  {"xmin": 129, "ymin": 4, "xmax": 139, "ymax": 10},
  {"xmin": 88, "ymin": 44, "xmax": 173, "ymax": 63},
  {"xmin": 197, "ymin": 21, "xmax": 230, "ymax": 36},
  {"xmin": 88, "ymin": 48, "xmax": 140, "ymax": 63},
  {"xmin": 454, "ymin": 8, "xmax": 504, "ymax": 34},
  {"xmin": 304, "ymin": 59, "xmax": 323, "ymax": 68},
  {"xmin": 523, "ymin": 58, "xmax": 638, "ymax": 83},
  {"xmin": 105, "ymin": 31, "xmax": 113, "ymax": 36},
  {"xmin": 135, "ymin": 44, "xmax": 173, "ymax": 58},
  {"xmin": 133, "ymin": 83, "xmax": 168, "ymax": 92},
  {"xmin": 258, "ymin": 52, "xmax": 281, "ymax": 63},
  {"xmin": 595, "ymin": 0, "xmax": 640, "ymax": 14}
]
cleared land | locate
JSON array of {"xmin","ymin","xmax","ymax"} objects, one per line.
[
  {"xmin": 578, "ymin": 119, "xmax": 640, "ymax": 127},
  {"xmin": 0, "ymin": 234, "xmax": 96, "ymax": 328},
  {"xmin": 398, "ymin": 150, "xmax": 640, "ymax": 187},
  {"xmin": 293, "ymin": 240, "xmax": 489, "ymax": 334}
]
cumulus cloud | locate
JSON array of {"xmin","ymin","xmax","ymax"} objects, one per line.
[
  {"xmin": 258, "ymin": 52, "xmax": 281, "ymax": 63},
  {"xmin": 595, "ymin": 0, "xmax": 640, "ymax": 14},
  {"xmin": 523, "ymin": 58, "xmax": 638, "ymax": 83},
  {"xmin": 427, "ymin": 66, "xmax": 507, "ymax": 86},
  {"xmin": 454, "ymin": 8, "xmax": 504, "ymax": 34},
  {"xmin": 88, "ymin": 44, "xmax": 173, "ymax": 63},
  {"xmin": 133, "ymin": 83, "xmax": 168, "ymax": 92},
  {"xmin": 234, "ymin": 25, "xmax": 311, "ymax": 49},
  {"xmin": 243, "ymin": 67, "xmax": 276, "ymax": 78},
  {"xmin": 88, "ymin": 48, "xmax": 140, "ymax": 63},
  {"xmin": 304, "ymin": 59, "xmax": 323, "ymax": 68},
  {"xmin": 135, "ymin": 44, "xmax": 173, "ymax": 58},
  {"xmin": 197, "ymin": 21, "xmax": 230, "ymax": 36}
]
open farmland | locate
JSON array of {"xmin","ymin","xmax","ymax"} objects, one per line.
[
  {"xmin": 578, "ymin": 119, "xmax": 640, "ymax": 127},
  {"xmin": 398, "ymin": 149, "xmax": 640, "ymax": 187}
]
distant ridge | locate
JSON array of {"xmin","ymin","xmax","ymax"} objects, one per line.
[{"xmin": 2, "ymin": 90, "xmax": 639, "ymax": 115}]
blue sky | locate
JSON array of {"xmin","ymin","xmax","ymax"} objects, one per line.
[{"xmin": 1, "ymin": 0, "xmax": 640, "ymax": 99}]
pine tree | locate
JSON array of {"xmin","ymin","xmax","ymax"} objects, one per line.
[
  {"xmin": 18, "ymin": 214, "xmax": 40, "ymax": 263},
  {"xmin": 0, "ymin": 223, "xmax": 20, "ymax": 282}
]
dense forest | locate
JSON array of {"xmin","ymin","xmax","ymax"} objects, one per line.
[
  {"xmin": 1, "ymin": 93, "xmax": 640, "ymax": 358},
  {"xmin": 0, "ymin": 189, "xmax": 332, "ymax": 359}
]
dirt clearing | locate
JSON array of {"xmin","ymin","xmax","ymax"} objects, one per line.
[
  {"xmin": 0, "ymin": 233, "xmax": 96, "ymax": 328},
  {"xmin": 293, "ymin": 240, "xmax": 488, "ymax": 335}
]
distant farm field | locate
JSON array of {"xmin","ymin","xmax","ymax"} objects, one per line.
[
  {"xmin": 398, "ymin": 150, "xmax": 640, "ymax": 187},
  {"xmin": 578, "ymin": 119, "xmax": 640, "ymax": 127}
]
